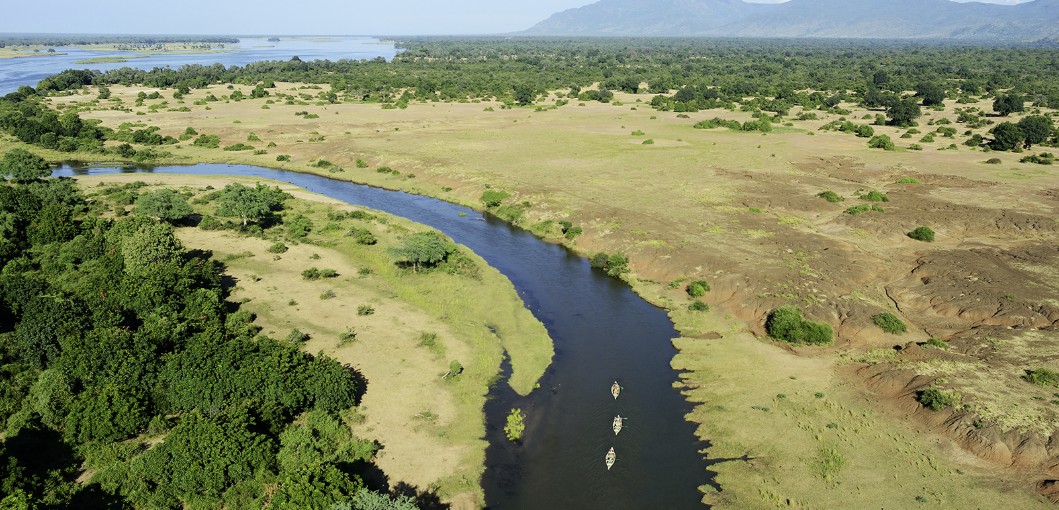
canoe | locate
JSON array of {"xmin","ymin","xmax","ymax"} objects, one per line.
[
  {"xmin": 613, "ymin": 415, "xmax": 623, "ymax": 435},
  {"xmin": 611, "ymin": 381, "xmax": 620, "ymax": 400},
  {"xmin": 605, "ymin": 447, "xmax": 616, "ymax": 470}
]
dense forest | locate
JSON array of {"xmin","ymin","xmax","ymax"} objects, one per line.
[{"xmin": 0, "ymin": 153, "xmax": 416, "ymax": 509}]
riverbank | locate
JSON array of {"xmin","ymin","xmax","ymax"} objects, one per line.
[
  {"xmin": 27, "ymin": 80, "xmax": 1059, "ymax": 506},
  {"xmin": 70, "ymin": 173, "xmax": 554, "ymax": 508}
]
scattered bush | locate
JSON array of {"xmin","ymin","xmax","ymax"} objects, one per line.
[
  {"xmin": 686, "ymin": 280, "xmax": 710, "ymax": 297},
  {"xmin": 907, "ymin": 226, "xmax": 935, "ymax": 242},
  {"xmin": 765, "ymin": 306, "xmax": 833, "ymax": 345},
  {"xmin": 222, "ymin": 143, "xmax": 255, "ymax": 152},
  {"xmin": 985, "ymin": 158, "xmax": 1003, "ymax": 165},
  {"xmin": 924, "ymin": 338, "xmax": 949, "ymax": 349},
  {"xmin": 1025, "ymin": 368, "xmax": 1059, "ymax": 387},
  {"xmin": 845, "ymin": 204, "xmax": 884, "ymax": 215},
  {"xmin": 268, "ymin": 242, "xmax": 288, "ymax": 254},
  {"xmin": 275, "ymin": 154, "xmax": 290, "ymax": 162},
  {"xmin": 1020, "ymin": 152, "xmax": 1055, "ymax": 165},
  {"xmin": 817, "ymin": 191, "xmax": 844, "ymax": 203},
  {"xmin": 357, "ymin": 305, "xmax": 375, "ymax": 316},
  {"xmin": 859, "ymin": 190, "xmax": 889, "ymax": 202},
  {"xmin": 348, "ymin": 227, "xmax": 377, "ymax": 245},
  {"xmin": 286, "ymin": 328, "xmax": 310, "ymax": 343},
  {"xmin": 872, "ymin": 312, "xmax": 907, "ymax": 334},
  {"xmin": 480, "ymin": 189, "xmax": 511, "ymax": 208},
  {"xmin": 589, "ymin": 252, "xmax": 630, "ymax": 278},
  {"xmin": 689, "ymin": 301, "xmax": 709, "ymax": 312},
  {"xmin": 895, "ymin": 177, "xmax": 921, "ymax": 184},
  {"xmin": 868, "ymin": 135, "xmax": 896, "ymax": 151},
  {"xmin": 504, "ymin": 408, "xmax": 526, "ymax": 441},
  {"xmin": 917, "ymin": 388, "xmax": 957, "ymax": 411}
]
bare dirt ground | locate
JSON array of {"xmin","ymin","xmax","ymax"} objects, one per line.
[{"xmin": 51, "ymin": 84, "xmax": 1059, "ymax": 506}]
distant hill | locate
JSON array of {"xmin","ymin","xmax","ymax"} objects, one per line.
[{"xmin": 523, "ymin": 0, "xmax": 1059, "ymax": 41}]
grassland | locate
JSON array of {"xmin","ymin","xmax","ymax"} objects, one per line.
[
  {"xmin": 75, "ymin": 174, "xmax": 553, "ymax": 509},
  {"xmin": 30, "ymin": 81, "xmax": 1059, "ymax": 506}
]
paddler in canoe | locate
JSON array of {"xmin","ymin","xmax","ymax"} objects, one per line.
[
  {"xmin": 613, "ymin": 415, "xmax": 623, "ymax": 435},
  {"xmin": 611, "ymin": 381, "xmax": 620, "ymax": 400},
  {"xmin": 605, "ymin": 447, "xmax": 616, "ymax": 470}
]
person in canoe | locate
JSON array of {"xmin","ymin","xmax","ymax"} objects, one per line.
[
  {"xmin": 611, "ymin": 381, "xmax": 620, "ymax": 400},
  {"xmin": 606, "ymin": 447, "xmax": 617, "ymax": 470},
  {"xmin": 613, "ymin": 415, "xmax": 623, "ymax": 435}
]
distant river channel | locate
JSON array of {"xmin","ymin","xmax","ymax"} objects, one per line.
[
  {"xmin": 54, "ymin": 163, "xmax": 714, "ymax": 509},
  {"xmin": 0, "ymin": 36, "xmax": 398, "ymax": 95}
]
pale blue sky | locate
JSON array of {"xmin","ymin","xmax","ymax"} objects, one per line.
[{"xmin": 0, "ymin": 0, "xmax": 1034, "ymax": 36}]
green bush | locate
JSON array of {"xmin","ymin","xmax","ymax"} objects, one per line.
[
  {"xmin": 924, "ymin": 338, "xmax": 949, "ymax": 349},
  {"xmin": 686, "ymin": 280, "xmax": 710, "ymax": 297},
  {"xmin": 907, "ymin": 226, "xmax": 935, "ymax": 242},
  {"xmin": 480, "ymin": 189, "xmax": 511, "ymax": 208},
  {"xmin": 689, "ymin": 301, "xmax": 709, "ymax": 312},
  {"xmin": 275, "ymin": 154, "xmax": 290, "ymax": 162},
  {"xmin": 357, "ymin": 305, "xmax": 375, "ymax": 316},
  {"xmin": 917, "ymin": 388, "xmax": 957, "ymax": 411},
  {"xmin": 845, "ymin": 204, "xmax": 884, "ymax": 215},
  {"xmin": 285, "ymin": 328, "xmax": 310, "ymax": 343},
  {"xmin": 896, "ymin": 177, "xmax": 921, "ymax": 184},
  {"xmin": 590, "ymin": 252, "xmax": 630, "ymax": 278},
  {"xmin": 1025, "ymin": 368, "xmax": 1059, "ymax": 387},
  {"xmin": 817, "ymin": 191, "xmax": 844, "ymax": 203},
  {"xmin": 348, "ymin": 227, "xmax": 377, "ymax": 245},
  {"xmin": 222, "ymin": 143, "xmax": 255, "ymax": 152},
  {"xmin": 504, "ymin": 408, "xmax": 526, "ymax": 441},
  {"xmin": 985, "ymin": 158, "xmax": 1002, "ymax": 165},
  {"xmin": 765, "ymin": 306, "xmax": 833, "ymax": 345},
  {"xmin": 868, "ymin": 135, "xmax": 895, "ymax": 151},
  {"xmin": 859, "ymin": 190, "xmax": 889, "ymax": 202},
  {"xmin": 872, "ymin": 312, "xmax": 906, "ymax": 334},
  {"xmin": 268, "ymin": 242, "xmax": 288, "ymax": 254}
]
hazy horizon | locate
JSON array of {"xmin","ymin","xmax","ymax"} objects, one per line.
[{"xmin": 0, "ymin": 0, "xmax": 1037, "ymax": 36}]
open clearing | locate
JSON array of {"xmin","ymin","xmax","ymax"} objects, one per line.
[
  {"xmin": 42, "ymin": 83, "xmax": 1059, "ymax": 506},
  {"xmin": 75, "ymin": 173, "xmax": 553, "ymax": 509}
]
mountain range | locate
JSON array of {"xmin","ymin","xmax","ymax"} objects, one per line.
[{"xmin": 523, "ymin": 0, "xmax": 1059, "ymax": 41}]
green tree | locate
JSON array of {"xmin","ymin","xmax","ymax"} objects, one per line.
[
  {"xmin": 216, "ymin": 183, "xmax": 288, "ymax": 226},
  {"xmin": 765, "ymin": 306, "xmax": 833, "ymax": 345},
  {"xmin": 63, "ymin": 384, "xmax": 150, "ymax": 444},
  {"xmin": 990, "ymin": 122, "xmax": 1025, "ymax": 151},
  {"xmin": 886, "ymin": 99, "xmax": 921, "ymax": 127},
  {"xmin": 513, "ymin": 84, "xmax": 536, "ymax": 106},
  {"xmin": 993, "ymin": 93, "xmax": 1025, "ymax": 116},
  {"xmin": 0, "ymin": 149, "xmax": 51, "ymax": 183},
  {"xmin": 388, "ymin": 232, "xmax": 455, "ymax": 272},
  {"xmin": 118, "ymin": 221, "xmax": 183, "ymax": 275},
  {"xmin": 135, "ymin": 189, "xmax": 194, "ymax": 222},
  {"xmin": 277, "ymin": 410, "xmax": 376, "ymax": 473},
  {"xmin": 915, "ymin": 82, "xmax": 945, "ymax": 106},
  {"xmin": 1017, "ymin": 115, "xmax": 1054, "ymax": 148}
]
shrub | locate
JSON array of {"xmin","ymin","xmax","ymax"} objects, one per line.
[
  {"xmin": 631, "ymin": 130, "xmax": 645, "ymax": 136},
  {"xmin": 642, "ymin": 139, "xmax": 655, "ymax": 145},
  {"xmin": 357, "ymin": 305, "xmax": 374, "ymax": 316},
  {"xmin": 268, "ymin": 242, "xmax": 288, "ymax": 254},
  {"xmin": 590, "ymin": 252, "xmax": 630, "ymax": 278},
  {"xmin": 286, "ymin": 328, "xmax": 310, "ymax": 343},
  {"xmin": 302, "ymin": 268, "xmax": 322, "ymax": 280},
  {"xmin": 1020, "ymin": 153, "xmax": 1055, "ymax": 165},
  {"xmin": 859, "ymin": 190, "xmax": 889, "ymax": 202},
  {"xmin": 223, "ymin": 143, "xmax": 255, "ymax": 152},
  {"xmin": 686, "ymin": 280, "xmax": 710, "ymax": 297},
  {"xmin": 320, "ymin": 290, "xmax": 336, "ymax": 300},
  {"xmin": 275, "ymin": 154, "xmax": 290, "ymax": 162},
  {"xmin": 817, "ymin": 191, "xmax": 844, "ymax": 203},
  {"xmin": 924, "ymin": 338, "xmax": 949, "ymax": 349},
  {"xmin": 917, "ymin": 388, "xmax": 957, "ymax": 411},
  {"xmin": 895, "ymin": 177, "xmax": 921, "ymax": 184},
  {"xmin": 1025, "ymin": 368, "xmax": 1059, "ymax": 387},
  {"xmin": 765, "ymin": 306, "xmax": 833, "ymax": 345},
  {"xmin": 689, "ymin": 301, "xmax": 709, "ymax": 312},
  {"xmin": 868, "ymin": 135, "xmax": 895, "ymax": 151},
  {"xmin": 907, "ymin": 226, "xmax": 935, "ymax": 242},
  {"xmin": 192, "ymin": 134, "xmax": 220, "ymax": 148},
  {"xmin": 338, "ymin": 328, "xmax": 357, "ymax": 345},
  {"xmin": 985, "ymin": 158, "xmax": 1002, "ymax": 165},
  {"xmin": 198, "ymin": 215, "xmax": 224, "ymax": 230},
  {"xmin": 872, "ymin": 312, "xmax": 906, "ymax": 334},
  {"xmin": 504, "ymin": 408, "xmax": 526, "ymax": 441},
  {"xmin": 348, "ymin": 227, "xmax": 377, "ymax": 245},
  {"xmin": 480, "ymin": 190, "xmax": 511, "ymax": 208},
  {"xmin": 444, "ymin": 360, "xmax": 463, "ymax": 381},
  {"xmin": 845, "ymin": 204, "xmax": 884, "ymax": 215},
  {"xmin": 355, "ymin": 159, "xmax": 369, "ymax": 168}
]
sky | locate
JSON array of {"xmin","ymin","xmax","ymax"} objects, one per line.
[{"xmin": 0, "ymin": 0, "xmax": 1035, "ymax": 36}]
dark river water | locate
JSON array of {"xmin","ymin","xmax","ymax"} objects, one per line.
[
  {"xmin": 54, "ymin": 163, "xmax": 713, "ymax": 509},
  {"xmin": 0, "ymin": 37, "xmax": 397, "ymax": 95}
]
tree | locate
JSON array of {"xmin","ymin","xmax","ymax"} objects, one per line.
[
  {"xmin": 513, "ymin": 84, "xmax": 536, "ymax": 106},
  {"xmin": 388, "ymin": 232, "xmax": 455, "ymax": 272},
  {"xmin": 216, "ymin": 183, "xmax": 288, "ymax": 226},
  {"xmin": 990, "ymin": 122, "xmax": 1025, "ymax": 151},
  {"xmin": 886, "ymin": 99, "xmax": 921, "ymax": 126},
  {"xmin": 915, "ymin": 82, "xmax": 946, "ymax": 107},
  {"xmin": 993, "ymin": 93, "xmax": 1025, "ymax": 116},
  {"xmin": 1018, "ymin": 115, "xmax": 1054, "ymax": 148},
  {"xmin": 118, "ymin": 221, "xmax": 184, "ymax": 275},
  {"xmin": 135, "ymin": 189, "xmax": 194, "ymax": 222},
  {"xmin": 0, "ymin": 149, "xmax": 51, "ymax": 183}
]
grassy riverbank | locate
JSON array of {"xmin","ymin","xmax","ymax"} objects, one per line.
[{"xmin": 73, "ymin": 174, "xmax": 553, "ymax": 508}]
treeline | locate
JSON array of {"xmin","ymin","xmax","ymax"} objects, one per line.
[
  {"xmin": 24, "ymin": 37, "xmax": 1059, "ymax": 106},
  {"xmin": 0, "ymin": 160, "xmax": 413, "ymax": 509},
  {"xmin": 0, "ymin": 35, "xmax": 237, "ymax": 47}
]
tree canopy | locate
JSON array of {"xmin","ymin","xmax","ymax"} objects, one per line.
[{"xmin": 0, "ymin": 149, "xmax": 51, "ymax": 183}]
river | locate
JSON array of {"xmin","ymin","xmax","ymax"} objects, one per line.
[
  {"xmin": 0, "ymin": 37, "xmax": 397, "ymax": 95},
  {"xmin": 54, "ymin": 163, "xmax": 713, "ymax": 509}
]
